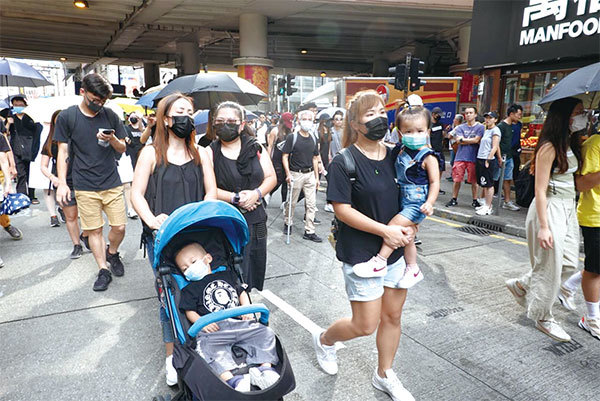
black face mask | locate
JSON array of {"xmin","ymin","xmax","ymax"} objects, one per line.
[
  {"xmin": 364, "ymin": 116, "xmax": 388, "ymax": 141},
  {"xmin": 215, "ymin": 123, "xmax": 241, "ymax": 142},
  {"xmin": 129, "ymin": 117, "xmax": 139, "ymax": 124},
  {"xmin": 169, "ymin": 115, "xmax": 194, "ymax": 138},
  {"xmin": 86, "ymin": 96, "xmax": 103, "ymax": 114}
]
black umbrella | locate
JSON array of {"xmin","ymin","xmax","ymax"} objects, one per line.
[
  {"xmin": 539, "ymin": 61, "xmax": 600, "ymax": 110},
  {"xmin": 0, "ymin": 59, "xmax": 53, "ymax": 87},
  {"xmin": 153, "ymin": 73, "xmax": 266, "ymax": 109}
]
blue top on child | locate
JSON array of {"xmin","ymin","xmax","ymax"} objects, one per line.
[{"xmin": 395, "ymin": 146, "xmax": 434, "ymax": 224}]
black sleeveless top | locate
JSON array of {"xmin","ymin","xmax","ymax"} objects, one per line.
[
  {"xmin": 144, "ymin": 157, "xmax": 205, "ymax": 233},
  {"xmin": 211, "ymin": 137, "xmax": 266, "ymax": 225}
]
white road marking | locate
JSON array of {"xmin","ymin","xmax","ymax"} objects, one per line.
[{"xmin": 259, "ymin": 289, "xmax": 345, "ymax": 350}]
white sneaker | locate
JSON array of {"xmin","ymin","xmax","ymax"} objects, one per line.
[
  {"xmin": 312, "ymin": 330, "xmax": 337, "ymax": 375},
  {"xmin": 579, "ymin": 316, "xmax": 600, "ymax": 341},
  {"xmin": 127, "ymin": 209, "xmax": 138, "ymax": 219},
  {"xmin": 324, "ymin": 203, "xmax": 334, "ymax": 213},
  {"xmin": 557, "ymin": 285, "xmax": 577, "ymax": 311},
  {"xmin": 477, "ymin": 198, "xmax": 486, "ymax": 207},
  {"xmin": 352, "ymin": 256, "xmax": 388, "ymax": 278},
  {"xmin": 0, "ymin": 255, "xmax": 4, "ymax": 268},
  {"xmin": 502, "ymin": 201, "xmax": 520, "ymax": 211},
  {"xmin": 535, "ymin": 319, "xmax": 571, "ymax": 342},
  {"xmin": 235, "ymin": 374, "xmax": 251, "ymax": 392},
  {"xmin": 398, "ymin": 264, "xmax": 424, "ymax": 289},
  {"xmin": 249, "ymin": 367, "xmax": 280, "ymax": 389},
  {"xmin": 505, "ymin": 278, "xmax": 526, "ymax": 307},
  {"xmin": 372, "ymin": 368, "xmax": 415, "ymax": 401},
  {"xmin": 165, "ymin": 355, "xmax": 178, "ymax": 386},
  {"xmin": 475, "ymin": 205, "xmax": 492, "ymax": 215},
  {"xmin": 280, "ymin": 202, "xmax": 286, "ymax": 211}
]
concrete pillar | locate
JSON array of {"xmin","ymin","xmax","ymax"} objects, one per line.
[
  {"xmin": 233, "ymin": 13, "xmax": 273, "ymax": 95},
  {"xmin": 372, "ymin": 57, "xmax": 389, "ymax": 77},
  {"xmin": 143, "ymin": 62, "xmax": 160, "ymax": 88},
  {"xmin": 458, "ymin": 25, "xmax": 471, "ymax": 65},
  {"xmin": 176, "ymin": 41, "xmax": 200, "ymax": 76}
]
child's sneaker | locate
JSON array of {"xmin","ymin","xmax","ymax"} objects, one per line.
[
  {"xmin": 398, "ymin": 264, "xmax": 423, "ymax": 289},
  {"xmin": 352, "ymin": 255, "xmax": 387, "ymax": 278},
  {"xmin": 165, "ymin": 355, "xmax": 178, "ymax": 386},
  {"xmin": 234, "ymin": 374, "xmax": 251, "ymax": 392},
  {"xmin": 249, "ymin": 367, "xmax": 280, "ymax": 389}
]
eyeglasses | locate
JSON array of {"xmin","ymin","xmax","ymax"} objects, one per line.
[
  {"xmin": 85, "ymin": 93, "xmax": 106, "ymax": 106},
  {"xmin": 214, "ymin": 119, "xmax": 241, "ymax": 125}
]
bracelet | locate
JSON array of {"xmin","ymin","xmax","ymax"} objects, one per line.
[{"xmin": 255, "ymin": 188, "xmax": 263, "ymax": 201}]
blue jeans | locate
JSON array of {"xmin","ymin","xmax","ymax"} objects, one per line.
[{"xmin": 144, "ymin": 233, "xmax": 175, "ymax": 344}]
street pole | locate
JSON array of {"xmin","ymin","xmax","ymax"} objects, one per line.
[{"xmin": 404, "ymin": 53, "xmax": 411, "ymax": 100}]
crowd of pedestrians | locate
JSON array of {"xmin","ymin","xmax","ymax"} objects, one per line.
[{"xmin": 0, "ymin": 71, "xmax": 598, "ymax": 401}]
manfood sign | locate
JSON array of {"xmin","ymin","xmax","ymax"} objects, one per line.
[{"xmin": 520, "ymin": 0, "xmax": 600, "ymax": 46}]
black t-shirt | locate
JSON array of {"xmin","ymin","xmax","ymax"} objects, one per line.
[
  {"xmin": 327, "ymin": 145, "xmax": 404, "ymax": 265},
  {"xmin": 179, "ymin": 268, "xmax": 245, "ymax": 317},
  {"xmin": 125, "ymin": 125, "xmax": 144, "ymax": 157},
  {"xmin": 0, "ymin": 134, "xmax": 10, "ymax": 152},
  {"xmin": 281, "ymin": 132, "xmax": 318, "ymax": 171},
  {"xmin": 53, "ymin": 105, "xmax": 126, "ymax": 191},
  {"xmin": 430, "ymin": 121, "xmax": 444, "ymax": 152},
  {"xmin": 497, "ymin": 121, "xmax": 513, "ymax": 158},
  {"xmin": 0, "ymin": 119, "xmax": 6, "ymax": 134}
]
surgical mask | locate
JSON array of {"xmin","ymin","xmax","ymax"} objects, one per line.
[
  {"xmin": 570, "ymin": 114, "xmax": 587, "ymax": 132},
  {"xmin": 184, "ymin": 258, "xmax": 210, "ymax": 281},
  {"xmin": 86, "ymin": 97, "xmax": 103, "ymax": 114},
  {"xmin": 129, "ymin": 117, "xmax": 139, "ymax": 124},
  {"xmin": 169, "ymin": 115, "xmax": 194, "ymax": 139},
  {"xmin": 402, "ymin": 133, "xmax": 428, "ymax": 150},
  {"xmin": 215, "ymin": 123, "xmax": 240, "ymax": 142},
  {"xmin": 300, "ymin": 120, "xmax": 313, "ymax": 132},
  {"xmin": 12, "ymin": 106, "xmax": 25, "ymax": 114},
  {"xmin": 364, "ymin": 116, "xmax": 388, "ymax": 141}
]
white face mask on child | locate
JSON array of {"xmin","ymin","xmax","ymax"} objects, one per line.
[{"xmin": 184, "ymin": 258, "xmax": 210, "ymax": 281}]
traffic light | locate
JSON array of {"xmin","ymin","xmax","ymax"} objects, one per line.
[
  {"xmin": 409, "ymin": 58, "xmax": 426, "ymax": 91},
  {"xmin": 388, "ymin": 63, "xmax": 407, "ymax": 91},
  {"xmin": 277, "ymin": 78, "xmax": 286, "ymax": 96},
  {"xmin": 286, "ymin": 73, "xmax": 297, "ymax": 96}
]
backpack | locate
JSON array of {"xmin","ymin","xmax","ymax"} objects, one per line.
[
  {"xmin": 328, "ymin": 147, "xmax": 357, "ymax": 249},
  {"xmin": 276, "ymin": 132, "xmax": 316, "ymax": 153},
  {"xmin": 515, "ymin": 162, "xmax": 534, "ymax": 208}
]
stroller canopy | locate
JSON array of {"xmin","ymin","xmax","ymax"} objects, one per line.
[{"xmin": 153, "ymin": 200, "xmax": 249, "ymax": 269}]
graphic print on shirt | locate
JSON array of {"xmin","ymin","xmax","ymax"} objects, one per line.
[{"xmin": 203, "ymin": 279, "xmax": 240, "ymax": 312}]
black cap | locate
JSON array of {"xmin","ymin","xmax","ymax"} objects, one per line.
[
  {"xmin": 484, "ymin": 111, "xmax": 499, "ymax": 119},
  {"xmin": 431, "ymin": 107, "xmax": 443, "ymax": 114}
]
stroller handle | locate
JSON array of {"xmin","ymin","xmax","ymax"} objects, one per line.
[{"xmin": 188, "ymin": 304, "xmax": 270, "ymax": 338}]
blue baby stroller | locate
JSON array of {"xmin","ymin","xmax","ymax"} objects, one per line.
[{"xmin": 151, "ymin": 200, "xmax": 295, "ymax": 401}]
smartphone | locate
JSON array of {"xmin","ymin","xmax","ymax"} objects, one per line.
[{"xmin": 102, "ymin": 129, "xmax": 115, "ymax": 135}]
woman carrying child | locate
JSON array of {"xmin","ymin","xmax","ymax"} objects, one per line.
[{"xmin": 131, "ymin": 92, "xmax": 217, "ymax": 386}]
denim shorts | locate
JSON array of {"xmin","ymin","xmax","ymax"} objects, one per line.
[
  {"xmin": 493, "ymin": 157, "xmax": 514, "ymax": 181},
  {"xmin": 342, "ymin": 256, "xmax": 407, "ymax": 302},
  {"xmin": 399, "ymin": 185, "xmax": 428, "ymax": 224}
]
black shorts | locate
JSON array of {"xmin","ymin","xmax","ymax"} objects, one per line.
[
  {"xmin": 476, "ymin": 158, "xmax": 495, "ymax": 188},
  {"xmin": 581, "ymin": 226, "xmax": 600, "ymax": 274}
]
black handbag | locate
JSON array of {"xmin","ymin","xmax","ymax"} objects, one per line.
[{"xmin": 12, "ymin": 134, "xmax": 34, "ymax": 162}]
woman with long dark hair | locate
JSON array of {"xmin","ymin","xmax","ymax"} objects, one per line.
[
  {"xmin": 208, "ymin": 101, "xmax": 276, "ymax": 291},
  {"xmin": 40, "ymin": 109, "xmax": 85, "ymax": 259},
  {"xmin": 506, "ymin": 97, "xmax": 583, "ymax": 342},
  {"xmin": 131, "ymin": 92, "xmax": 217, "ymax": 386},
  {"xmin": 266, "ymin": 112, "xmax": 293, "ymax": 204}
]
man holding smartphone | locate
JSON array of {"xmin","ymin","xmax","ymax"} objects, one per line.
[{"xmin": 55, "ymin": 73, "xmax": 128, "ymax": 291}]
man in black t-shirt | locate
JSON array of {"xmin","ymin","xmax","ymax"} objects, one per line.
[
  {"xmin": 282, "ymin": 109, "xmax": 322, "ymax": 242},
  {"xmin": 55, "ymin": 73, "xmax": 127, "ymax": 292}
]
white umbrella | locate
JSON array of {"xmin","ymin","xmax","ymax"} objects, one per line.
[
  {"xmin": 23, "ymin": 95, "xmax": 124, "ymax": 123},
  {"xmin": 317, "ymin": 107, "xmax": 345, "ymax": 119}
]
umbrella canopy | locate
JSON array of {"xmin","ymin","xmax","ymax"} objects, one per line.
[
  {"xmin": 153, "ymin": 73, "xmax": 266, "ymax": 109},
  {"xmin": 112, "ymin": 97, "xmax": 146, "ymax": 115},
  {"xmin": 136, "ymin": 84, "xmax": 166, "ymax": 108},
  {"xmin": 539, "ymin": 61, "xmax": 600, "ymax": 110},
  {"xmin": 0, "ymin": 59, "xmax": 53, "ymax": 87},
  {"xmin": 317, "ymin": 107, "xmax": 345, "ymax": 119},
  {"xmin": 22, "ymin": 95, "xmax": 124, "ymax": 123}
]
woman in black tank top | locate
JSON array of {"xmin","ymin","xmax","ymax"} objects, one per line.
[
  {"xmin": 131, "ymin": 93, "xmax": 217, "ymax": 386},
  {"xmin": 208, "ymin": 101, "xmax": 276, "ymax": 291}
]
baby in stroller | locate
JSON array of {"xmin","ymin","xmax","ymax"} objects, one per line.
[{"xmin": 174, "ymin": 240, "xmax": 280, "ymax": 392}]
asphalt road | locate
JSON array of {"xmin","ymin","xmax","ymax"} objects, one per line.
[{"xmin": 0, "ymin": 191, "xmax": 596, "ymax": 401}]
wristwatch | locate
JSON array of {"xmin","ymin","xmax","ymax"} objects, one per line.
[{"xmin": 232, "ymin": 192, "xmax": 240, "ymax": 205}]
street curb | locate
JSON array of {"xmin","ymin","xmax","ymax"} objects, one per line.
[{"xmin": 433, "ymin": 208, "xmax": 527, "ymax": 239}]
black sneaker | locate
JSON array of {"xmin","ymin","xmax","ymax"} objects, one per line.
[
  {"xmin": 472, "ymin": 199, "xmax": 482, "ymax": 208},
  {"xmin": 445, "ymin": 198, "xmax": 457, "ymax": 207},
  {"xmin": 438, "ymin": 189, "xmax": 446, "ymax": 195},
  {"xmin": 414, "ymin": 236, "xmax": 422, "ymax": 246},
  {"xmin": 50, "ymin": 216, "xmax": 60, "ymax": 227},
  {"xmin": 57, "ymin": 207, "xmax": 66, "ymax": 224},
  {"xmin": 283, "ymin": 223, "xmax": 292, "ymax": 234},
  {"xmin": 70, "ymin": 244, "xmax": 83, "ymax": 259},
  {"xmin": 303, "ymin": 232, "xmax": 323, "ymax": 243},
  {"xmin": 30, "ymin": 197, "xmax": 40, "ymax": 205},
  {"xmin": 93, "ymin": 269, "xmax": 112, "ymax": 291},
  {"xmin": 80, "ymin": 233, "xmax": 90, "ymax": 251},
  {"xmin": 106, "ymin": 247, "xmax": 124, "ymax": 276},
  {"xmin": 303, "ymin": 215, "xmax": 322, "ymax": 225},
  {"xmin": 4, "ymin": 225, "xmax": 22, "ymax": 240}
]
